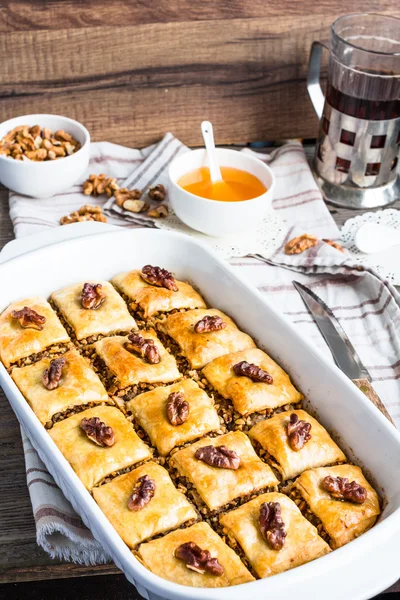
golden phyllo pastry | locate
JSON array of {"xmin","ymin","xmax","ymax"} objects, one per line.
[
  {"xmin": 202, "ymin": 348, "xmax": 303, "ymax": 415},
  {"xmin": 126, "ymin": 379, "xmax": 220, "ymax": 455},
  {"xmin": 93, "ymin": 462, "xmax": 197, "ymax": 548},
  {"xmin": 0, "ymin": 297, "xmax": 70, "ymax": 369},
  {"xmin": 92, "ymin": 330, "xmax": 181, "ymax": 390},
  {"xmin": 49, "ymin": 405, "xmax": 151, "ymax": 489},
  {"xmin": 159, "ymin": 308, "xmax": 256, "ymax": 370},
  {"xmin": 293, "ymin": 465, "xmax": 380, "ymax": 548},
  {"xmin": 51, "ymin": 281, "xmax": 137, "ymax": 341},
  {"xmin": 170, "ymin": 431, "xmax": 278, "ymax": 511},
  {"xmin": 220, "ymin": 492, "xmax": 330, "ymax": 578},
  {"xmin": 11, "ymin": 349, "xmax": 109, "ymax": 425},
  {"xmin": 111, "ymin": 268, "xmax": 206, "ymax": 318},
  {"xmin": 249, "ymin": 410, "xmax": 346, "ymax": 481},
  {"xmin": 137, "ymin": 521, "xmax": 254, "ymax": 587}
]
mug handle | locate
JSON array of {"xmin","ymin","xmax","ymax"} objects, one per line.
[{"xmin": 307, "ymin": 41, "xmax": 329, "ymax": 119}]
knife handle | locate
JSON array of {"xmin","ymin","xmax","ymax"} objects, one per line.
[{"xmin": 353, "ymin": 378, "xmax": 395, "ymax": 426}]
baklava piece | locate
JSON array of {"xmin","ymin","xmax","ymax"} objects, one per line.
[
  {"xmin": 49, "ymin": 405, "xmax": 151, "ymax": 489},
  {"xmin": 126, "ymin": 379, "xmax": 221, "ymax": 456},
  {"xmin": 170, "ymin": 431, "xmax": 278, "ymax": 512},
  {"xmin": 89, "ymin": 330, "xmax": 181, "ymax": 402},
  {"xmin": 293, "ymin": 465, "xmax": 380, "ymax": 548},
  {"xmin": 249, "ymin": 410, "xmax": 346, "ymax": 481},
  {"xmin": 159, "ymin": 309, "xmax": 256, "ymax": 370},
  {"xmin": 93, "ymin": 461, "xmax": 197, "ymax": 548},
  {"xmin": 220, "ymin": 492, "xmax": 330, "ymax": 578},
  {"xmin": 111, "ymin": 266, "xmax": 206, "ymax": 321},
  {"xmin": 137, "ymin": 521, "xmax": 254, "ymax": 588},
  {"xmin": 202, "ymin": 348, "xmax": 303, "ymax": 416},
  {"xmin": 11, "ymin": 349, "xmax": 109, "ymax": 426},
  {"xmin": 0, "ymin": 297, "xmax": 70, "ymax": 369},
  {"xmin": 50, "ymin": 281, "xmax": 137, "ymax": 344}
]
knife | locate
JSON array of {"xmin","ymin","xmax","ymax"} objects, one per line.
[{"xmin": 292, "ymin": 280, "xmax": 394, "ymax": 425}]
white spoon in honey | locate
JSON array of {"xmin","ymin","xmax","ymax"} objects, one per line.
[{"xmin": 201, "ymin": 121, "xmax": 223, "ymax": 184}]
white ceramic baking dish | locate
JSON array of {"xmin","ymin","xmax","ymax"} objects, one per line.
[{"xmin": 0, "ymin": 227, "xmax": 399, "ymax": 600}]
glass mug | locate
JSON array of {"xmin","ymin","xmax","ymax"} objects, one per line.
[{"xmin": 308, "ymin": 13, "xmax": 400, "ymax": 208}]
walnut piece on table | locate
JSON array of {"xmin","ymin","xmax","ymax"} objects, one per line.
[
  {"xmin": 60, "ymin": 205, "xmax": 107, "ymax": 225},
  {"xmin": 284, "ymin": 234, "xmax": 318, "ymax": 255}
]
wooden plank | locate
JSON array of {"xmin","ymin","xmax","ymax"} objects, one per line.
[
  {"xmin": 0, "ymin": 6, "xmax": 398, "ymax": 146},
  {"xmin": 0, "ymin": 1, "xmax": 397, "ymax": 31}
]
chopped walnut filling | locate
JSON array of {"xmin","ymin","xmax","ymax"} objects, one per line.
[
  {"xmin": 194, "ymin": 445, "xmax": 240, "ymax": 470},
  {"xmin": 81, "ymin": 283, "xmax": 106, "ymax": 310},
  {"xmin": 140, "ymin": 265, "xmax": 178, "ymax": 291},
  {"xmin": 287, "ymin": 413, "xmax": 312, "ymax": 451},
  {"xmin": 259, "ymin": 501, "xmax": 287, "ymax": 550},
  {"xmin": 322, "ymin": 475, "xmax": 367, "ymax": 504},
  {"xmin": 11, "ymin": 307, "xmax": 46, "ymax": 330},
  {"xmin": 194, "ymin": 315, "xmax": 226, "ymax": 333},
  {"xmin": 175, "ymin": 542, "xmax": 224, "ymax": 576},
  {"xmin": 125, "ymin": 333, "xmax": 160, "ymax": 364},
  {"xmin": 233, "ymin": 361, "xmax": 273, "ymax": 384},
  {"xmin": 42, "ymin": 357, "xmax": 66, "ymax": 390},
  {"xmin": 128, "ymin": 474, "xmax": 156, "ymax": 511},
  {"xmin": 166, "ymin": 391, "xmax": 190, "ymax": 426},
  {"xmin": 80, "ymin": 416, "xmax": 115, "ymax": 447}
]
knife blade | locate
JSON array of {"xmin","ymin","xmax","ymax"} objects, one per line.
[{"xmin": 292, "ymin": 280, "xmax": 395, "ymax": 425}]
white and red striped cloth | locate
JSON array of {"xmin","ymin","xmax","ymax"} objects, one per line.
[{"xmin": 7, "ymin": 135, "xmax": 400, "ymax": 565}]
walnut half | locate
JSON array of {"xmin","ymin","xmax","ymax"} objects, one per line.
[
  {"xmin": 195, "ymin": 445, "xmax": 241, "ymax": 470},
  {"xmin": 194, "ymin": 315, "xmax": 226, "ymax": 333},
  {"xmin": 128, "ymin": 474, "xmax": 156, "ymax": 511},
  {"xmin": 80, "ymin": 416, "xmax": 115, "ymax": 447},
  {"xmin": 233, "ymin": 361, "xmax": 273, "ymax": 384},
  {"xmin": 140, "ymin": 265, "xmax": 178, "ymax": 291},
  {"xmin": 322, "ymin": 475, "xmax": 367, "ymax": 504},
  {"xmin": 175, "ymin": 542, "xmax": 224, "ymax": 576},
  {"xmin": 259, "ymin": 501, "xmax": 287, "ymax": 550},
  {"xmin": 11, "ymin": 307, "xmax": 46, "ymax": 330},
  {"xmin": 125, "ymin": 333, "xmax": 160, "ymax": 364},
  {"xmin": 81, "ymin": 283, "xmax": 106, "ymax": 310},
  {"xmin": 42, "ymin": 357, "xmax": 66, "ymax": 390},
  {"xmin": 166, "ymin": 391, "xmax": 189, "ymax": 426},
  {"xmin": 286, "ymin": 413, "xmax": 312, "ymax": 451}
]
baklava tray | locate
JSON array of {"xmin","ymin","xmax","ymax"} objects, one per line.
[{"xmin": 0, "ymin": 227, "xmax": 399, "ymax": 600}]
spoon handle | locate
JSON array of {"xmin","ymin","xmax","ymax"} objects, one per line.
[{"xmin": 201, "ymin": 121, "xmax": 222, "ymax": 183}]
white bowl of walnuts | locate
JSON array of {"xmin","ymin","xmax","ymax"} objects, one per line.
[{"xmin": 0, "ymin": 114, "xmax": 90, "ymax": 198}]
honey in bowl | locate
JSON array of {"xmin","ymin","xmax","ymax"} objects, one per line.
[{"xmin": 177, "ymin": 166, "xmax": 267, "ymax": 202}]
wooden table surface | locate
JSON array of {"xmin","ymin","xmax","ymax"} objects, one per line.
[{"xmin": 0, "ymin": 173, "xmax": 399, "ymax": 595}]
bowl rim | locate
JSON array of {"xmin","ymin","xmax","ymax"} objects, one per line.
[
  {"xmin": 0, "ymin": 113, "xmax": 90, "ymax": 167},
  {"xmin": 168, "ymin": 147, "xmax": 276, "ymax": 206}
]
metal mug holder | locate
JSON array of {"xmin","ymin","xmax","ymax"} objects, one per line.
[{"xmin": 307, "ymin": 41, "xmax": 400, "ymax": 209}]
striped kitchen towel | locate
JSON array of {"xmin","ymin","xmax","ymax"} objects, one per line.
[{"xmin": 7, "ymin": 134, "xmax": 400, "ymax": 566}]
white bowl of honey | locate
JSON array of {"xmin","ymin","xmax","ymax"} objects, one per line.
[{"xmin": 168, "ymin": 148, "xmax": 275, "ymax": 236}]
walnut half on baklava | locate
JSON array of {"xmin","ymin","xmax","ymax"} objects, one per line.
[
  {"xmin": 170, "ymin": 431, "xmax": 278, "ymax": 512},
  {"xmin": 50, "ymin": 281, "xmax": 137, "ymax": 343},
  {"xmin": 137, "ymin": 522, "xmax": 255, "ymax": 587},
  {"xmin": 0, "ymin": 297, "xmax": 70, "ymax": 369},
  {"xmin": 49, "ymin": 405, "xmax": 152, "ymax": 489},
  {"xmin": 93, "ymin": 461, "xmax": 197, "ymax": 548},
  {"xmin": 111, "ymin": 267, "xmax": 206, "ymax": 319},
  {"xmin": 126, "ymin": 379, "xmax": 221, "ymax": 456},
  {"xmin": 249, "ymin": 410, "xmax": 346, "ymax": 481},
  {"xmin": 293, "ymin": 465, "xmax": 380, "ymax": 548},
  {"xmin": 11, "ymin": 349, "xmax": 110, "ymax": 426},
  {"xmin": 159, "ymin": 309, "xmax": 256, "ymax": 370},
  {"xmin": 90, "ymin": 330, "xmax": 181, "ymax": 400},
  {"xmin": 202, "ymin": 348, "xmax": 303, "ymax": 416},
  {"xmin": 220, "ymin": 492, "xmax": 330, "ymax": 578}
]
